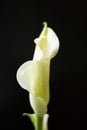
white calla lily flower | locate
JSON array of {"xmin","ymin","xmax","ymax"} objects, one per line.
[
  {"xmin": 16, "ymin": 22, "xmax": 59, "ymax": 117},
  {"xmin": 17, "ymin": 23, "xmax": 59, "ymax": 115}
]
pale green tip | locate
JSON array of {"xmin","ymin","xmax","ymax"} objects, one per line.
[
  {"xmin": 42, "ymin": 22, "xmax": 47, "ymax": 28},
  {"xmin": 39, "ymin": 22, "xmax": 48, "ymax": 38}
]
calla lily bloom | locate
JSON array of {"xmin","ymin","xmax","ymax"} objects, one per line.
[{"xmin": 16, "ymin": 22, "xmax": 59, "ymax": 130}]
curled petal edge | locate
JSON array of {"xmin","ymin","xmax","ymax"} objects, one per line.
[
  {"xmin": 30, "ymin": 93, "xmax": 47, "ymax": 116},
  {"xmin": 33, "ymin": 24, "xmax": 60, "ymax": 61}
]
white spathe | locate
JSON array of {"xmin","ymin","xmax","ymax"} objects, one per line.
[
  {"xmin": 33, "ymin": 27, "xmax": 59, "ymax": 60},
  {"xmin": 16, "ymin": 23, "xmax": 59, "ymax": 116}
]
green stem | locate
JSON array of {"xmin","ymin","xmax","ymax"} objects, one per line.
[{"xmin": 35, "ymin": 114, "xmax": 43, "ymax": 130}]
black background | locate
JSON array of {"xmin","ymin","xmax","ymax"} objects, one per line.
[{"xmin": 0, "ymin": 0, "xmax": 87, "ymax": 129}]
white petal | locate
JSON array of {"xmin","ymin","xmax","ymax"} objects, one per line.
[
  {"xmin": 33, "ymin": 27, "xmax": 59, "ymax": 60},
  {"xmin": 33, "ymin": 42, "xmax": 43, "ymax": 60},
  {"xmin": 45, "ymin": 27, "xmax": 59, "ymax": 59},
  {"xmin": 16, "ymin": 60, "xmax": 34, "ymax": 92},
  {"xmin": 16, "ymin": 60, "xmax": 50, "ymax": 104},
  {"xmin": 30, "ymin": 93, "xmax": 47, "ymax": 116}
]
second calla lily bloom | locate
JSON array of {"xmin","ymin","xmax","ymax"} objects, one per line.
[{"xmin": 16, "ymin": 22, "xmax": 59, "ymax": 116}]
